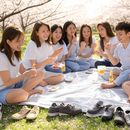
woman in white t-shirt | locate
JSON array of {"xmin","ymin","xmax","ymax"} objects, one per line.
[
  {"xmin": 95, "ymin": 22, "xmax": 121, "ymax": 68},
  {"xmin": 78, "ymin": 24, "xmax": 97, "ymax": 67},
  {"xmin": 62, "ymin": 21, "xmax": 90, "ymax": 72},
  {"xmin": 22, "ymin": 22, "xmax": 63, "ymax": 85},
  {"xmin": 0, "ymin": 27, "xmax": 45, "ymax": 104},
  {"xmin": 45, "ymin": 24, "xmax": 68, "ymax": 73}
]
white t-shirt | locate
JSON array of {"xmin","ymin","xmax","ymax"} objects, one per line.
[
  {"xmin": 114, "ymin": 42, "xmax": 130, "ymax": 70},
  {"xmin": 67, "ymin": 42, "xmax": 79, "ymax": 60},
  {"xmin": 22, "ymin": 40, "xmax": 54, "ymax": 69},
  {"xmin": 0, "ymin": 52, "xmax": 20, "ymax": 89},
  {"xmin": 79, "ymin": 38, "xmax": 96, "ymax": 60},
  {"xmin": 52, "ymin": 42, "xmax": 68, "ymax": 62}
]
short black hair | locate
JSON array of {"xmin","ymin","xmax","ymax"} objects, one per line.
[{"xmin": 115, "ymin": 22, "xmax": 130, "ymax": 33}]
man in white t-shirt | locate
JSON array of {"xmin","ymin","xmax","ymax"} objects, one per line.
[{"xmin": 101, "ymin": 22, "xmax": 130, "ymax": 91}]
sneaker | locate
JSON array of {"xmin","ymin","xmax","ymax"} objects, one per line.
[
  {"xmin": 114, "ymin": 107, "xmax": 125, "ymax": 126},
  {"xmin": 124, "ymin": 110, "xmax": 130, "ymax": 126},
  {"xmin": 11, "ymin": 106, "xmax": 30, "ymax": 120},
  {"xmin": 86, "ymin": 101, "xmax": 104, "ymax": 117},
  {"xmin": 48, "ymin": 103, "xmax": 60, "ymax": 117},
  {"xmin": 26, "ymin": 106, "xmax": 39, "ymax": 120},
  {"xmin": 0, "ymin": 103, "xmax": 2, "ymax": 120},
  {"xmin": 59, "ymin": 104, "xmax": 82, "ymax": 116},
  {"xmin": 101, "ymin": 105, "xmax": 114, "ymax": 121}
]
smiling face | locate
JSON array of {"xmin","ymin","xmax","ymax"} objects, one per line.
[
  {"xmin": 7, "ymin": 34, "xmax": 24, "ymax": 52},
  {"xmin": 36, "ymin": 24, "xmax": 50, "ymax": 42},
  {"xmin": 66, "ymin": 23, "xmax": 76, "ymax": 37},
  {"xmin": 97, "ymin": 25, "xmax": 107, "ymax": 38},
  {"xmin": 82, "ymin": 26, "xmax": 91, "ymax": 40},
  {"xmin": 52, "ymin": 27, "xmax": 62, "ymax": 43},
  {"xmin": 116, "ymin": 30, "xmax": 130, "ymax": 44}
]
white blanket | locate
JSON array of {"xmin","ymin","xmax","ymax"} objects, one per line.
[{"xmin": 21, "ymin": 70, "xmax": 130, "ymax": 112}]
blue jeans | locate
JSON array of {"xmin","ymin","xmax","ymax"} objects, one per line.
[
  {"xmin": 0, "ymin": 81, "xmax": 24, "ymax": 104},
  {"xmin": 45, "ymin": 65, "xmax": 62, "ymax": 73},
  {"xmin": 65, "ymin": 59, "xmax": 90, "ymax": 72},
  {"xmin": 115, "ymin": 69, "xmax": 130, "ymax": 86}
]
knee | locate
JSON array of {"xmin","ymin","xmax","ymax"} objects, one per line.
[
  {"xmin": 122, "ymin": 81, "xmax": 130, "ymax": 89},
  {"xmin": 57, "ymin": 74, "xmax": 64, "ymax": 81},
  {"xmin": 72, "ymin": 65, "xmax": 80, "ymax": 72},
  {"xmin": 45, "ymin": 65, "xmax": 51, "ymax": 70},
  {"xmin": 19, "ymin": 90, "xmax": 29, "ymax": 101}
]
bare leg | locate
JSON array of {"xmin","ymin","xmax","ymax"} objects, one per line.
[
  {"xmin": 101, "ymin": 82, "xmax": 116, "ymax": 89},
  {"xmin": 22, "ymin": 72, "xmax": 45, "ymax": 92},
  {"xmin": 39, "ymin": 80, "xmax": 48, "ymax": 86},
  {"xmin": 122, "ymin": 81, "xmax": 130, "ymax": 102},
  {"xmin": 45, "ymin": 74, "xmax": 63, "ymax": 85},
  {"xmin": 6, "ymin": 89, "xmax": 29, "ymax": 104}
]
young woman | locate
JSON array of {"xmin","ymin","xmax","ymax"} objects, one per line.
[
  {"xmin": 62, "ymin": 21, "xmax": 90, "ymax": 72},
  {"xmin": 95, "ymin": 22, "xmax": 121, "ymax": 68},
  {"xmin": 0, "ymin": 27, "xmax": 45, "ymax": 104},
  {"xmin": 45, "ymin": 24, "xmax": 68, "ymax": 73},
  {"xmin": 78, "ymin": 24, "xmax": 96, "ymax": 68},
  {"xmin": 22, "ymin": 22, "xmax": 63, "ymax": 85}
]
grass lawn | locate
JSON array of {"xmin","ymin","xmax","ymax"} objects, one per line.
[
  {"xmin": 0, "ymin": 105, "xmax": 129, "ymax": 130},
  {"xmin": 0, "ymin": 34, "xmax": 129, "ymax": 130}
]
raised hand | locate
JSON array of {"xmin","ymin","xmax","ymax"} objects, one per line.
[
  {"xmin": 80, "ymin": 41, "xmax": 86, "ymax": 49},
  {"xmin": 104, "ymin": 42, "xmax": 111, "ymax": 54},
  {"xmin": 72, "ymin": 33, "xmax": 77, "ymax": 43}
]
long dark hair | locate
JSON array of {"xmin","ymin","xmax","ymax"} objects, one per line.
[
  {"xmin": 62, "ymin": 21, "xmax": 77, "ymax": 46},
  {"xmin": 79, "ymin": 24, "xmax": 92, "ymax": 47},
  {"xmin": 0, "ymin": 26, "xmax": 22, "ymax": 66},
  {"xmin": 97, "ymin": 22, "xmax": 115, "ymax": 51},
  {"xmin": 51, "ymin": 24, "xmax": 64, "ymax": 45},
  {"xmin": 31, "ymin": 22, "xmax": 50, "ymax": 47}
]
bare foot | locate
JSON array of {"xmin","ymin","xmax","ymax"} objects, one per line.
[
  {"xmin": 39, "ymin": 80, "xmax": 48, "ymax": 87},
  {"xmin": 101, "ymin": 83, "xmax": 115, "ymax": 89},
  {"xmin": 29, "ymin": 89, "xmax": 44, "ymax": 96}
]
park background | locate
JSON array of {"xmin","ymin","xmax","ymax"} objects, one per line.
[{"xmin": 0, "ymin": 0, "xmax": 130, "ymax": 130}]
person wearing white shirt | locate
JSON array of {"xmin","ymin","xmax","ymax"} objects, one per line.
[
  {"xmin": 78, "ymin": 24, "xmax": 97, "ymax": 68},
  {"xmin": 21, "ymin": 22, "xmax": 63, "ymax": 85},
  {"xmin": 45, "ymin": 24, "xmax": 68, "ymax": 73},
  {"xmin": 95, "ymin": 22, "xmax": 121, "ymax": 68},
  {"xmin": 63, "ymin": 21, "xmax": 90, "ymax": 72},
  {"xmin": 0, "ymin": 27, "xmax": 45, "ymax": 104},
  {"xmin": 100, "ymin": 22, "xmax": 130, "ymax": 96}
]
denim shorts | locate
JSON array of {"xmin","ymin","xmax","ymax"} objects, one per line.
[{"xmin": 0, "ymin": 81, "xmax": 24, "ymax": 104}]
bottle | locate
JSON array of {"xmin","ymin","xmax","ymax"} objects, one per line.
[{"xmin": 109, "ymin": 70, "xmax": 114, "ymax": 83}]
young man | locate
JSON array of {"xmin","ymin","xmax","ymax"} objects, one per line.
[{"xmin": 101, "ymin": 22, "xmax": 130, "ymax": 90}]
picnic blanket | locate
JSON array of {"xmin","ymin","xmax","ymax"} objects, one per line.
[{"xmin": 21, "ymin": 69, "xmax": 130, "ymax": 112}]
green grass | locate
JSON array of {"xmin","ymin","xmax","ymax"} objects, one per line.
[
  {"xmin": 0, "ymin": 105, "xmax": 129, "ymax": 130},
  {"xmin": 1, "ymin": 34, "xmax": 129, "ymax": 130}
]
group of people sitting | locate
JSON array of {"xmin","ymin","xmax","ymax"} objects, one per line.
[{"xmin": 0, "ymin": 20, "xmax": 130, "ymax": 106}]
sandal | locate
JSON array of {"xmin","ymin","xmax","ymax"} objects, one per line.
[
  {"xmin": 26, "ymin": 106, "xmax": 39, "ymax": 120},
  {"xmin": 11, "ymin": 106, "xmax": 30, "ymax": 120}
]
